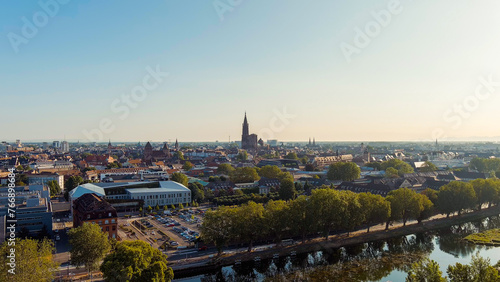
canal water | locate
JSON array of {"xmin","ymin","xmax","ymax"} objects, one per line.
[{"xmin": 175, "ymin": 215, "xmax": 500, "ymax": 281}]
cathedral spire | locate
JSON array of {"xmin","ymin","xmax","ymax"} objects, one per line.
[{"xmin": 242, "ymin": 112, "xmax": 249, "ymax": 137}]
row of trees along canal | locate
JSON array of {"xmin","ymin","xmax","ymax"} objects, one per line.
[{"xmin": 201, "ymin": 178, "xmax": 500, "ymax": 255}]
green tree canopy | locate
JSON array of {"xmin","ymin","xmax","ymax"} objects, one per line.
[
  {"xmin": 0, "ymin": 239, "xmax": 59, "ymax": 282},
  {"xmin": 236, "ymin": 151, "xmax": 248, "ymax": 161},
  {"xmin": 65, "ymin": 175, "xmax": 84, "ymax": 191},
  {"xmin": 420, "ymin": 161, "xmax": 438, "ymax": 172},
  {"xmin": 47, "ymin": 180, "xmax": 61, "ymax": 196},
  {"xmin": 217, "ymin": 163, "xmax": 235, "ymax": 175},
  {"xmin": 170, "ymin": 172, "xmax": 189, "ymax": 187},
  {"xmin": 182, "ymin": 161, "xmax": 194, "ymax": 171},
  {"xmin": 406, "ymin": 258, "xmax": 445, "ymax": 282},
  {"xmin": 100, "ymin": 240, "xmax": 174, "ymax": 282},
  {"xmin": 447, "ymin": 253, "xmax": 500, "ymax": 282},
  {"xmin": 438, "ymin": 181, "xmax": 477, "ymax": 216},
  {"xmin": 327, "ymin": 162, "xmax": 361, "ymax": 181},
  {"xmin": 358, "ymin": 192, "xmax": 391, "ymax": 232},
  {"xmin": 278, "ymin": 178, "xmax": 297, "ymax": 201},
  {"xmin": 386, "ymin": 188, "xmax": 421, "ymax": 228},
  {"xmin": 68, "ymin": 223, "xmax": 111, "ymax": 275},
  {"xmin": 381, "ymin": 159, "xmax": 414, "ymax": 176},
  {"xmin": 230, "ymin": 167, "xmax": 260, "ymax": 183},
  {"xmin": 285, "ymin": 152, "xmax": 298, "ymax": 160}
]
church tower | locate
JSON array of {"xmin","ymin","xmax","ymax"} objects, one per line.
[
  {"xmin": 242, "ymin": 112, "xmax": 249, "ymax": 137},
  {"xmin": 107, "ymin": 140, "xmax": 112, "ymax": 155}
]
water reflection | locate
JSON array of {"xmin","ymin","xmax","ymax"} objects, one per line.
[{"xmin": 187, "ymin": 216, "xmax": 500, "ymax": 282}]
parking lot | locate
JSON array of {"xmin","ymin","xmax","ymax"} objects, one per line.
[{"xmin": 118, "ymin": 209, "xmax": 205, "ymax": 252}]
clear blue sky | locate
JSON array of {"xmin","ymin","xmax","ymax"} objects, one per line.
[{"xmin": 2, "ymin": 0, "xmax": 500, "ymax": 143}]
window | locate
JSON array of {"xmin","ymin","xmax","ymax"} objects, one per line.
[
  {"xmin": 106, "ymin": 226, "xmax": 109, "ymax": 231},
  {"xmin": 108, "ymin": 212, "xmax": 112, "ymax": 217},
  {"xmin": 112, "ymin": 234, "xmax": 116, "ymax": 238},
  {"xmin": 98, "ymin": 221, "xmax": 102, "ymax": 225},
  {"xmin": 112, "ymin": 226, "xmax": 116, "ymax": 231},
  {"xmin": 111, "ymin": 219, "xmax": 115, "ymax": 223},
  {"xmin": 87, "ymin": 214, "xmax": 90, "ymax": 219},
  {"xmin": 105, "ymin": 220, "xmax": 109, "ymax": 224}
]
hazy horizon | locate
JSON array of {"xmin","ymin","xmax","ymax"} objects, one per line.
[{"xmin": 2, "ymin": 1, "xmax": 500, "ymax": 142}]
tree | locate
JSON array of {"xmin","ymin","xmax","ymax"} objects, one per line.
[
  {"xmin": 339, "ymin": 190, "xmax": 365, "ymax": 235},
  {"xmin": 327, "ymin": 162, "xmax": 361, "ymax": 181},
  {"xmin": 100, "ymin": 240, "xmax": 174, "ymax": 282},
  {"xmin": 0, "ymin": 239, "xmax": 59, "ymax": 282},
  {"xmin": 289, "ymin": 196, "xmax": 312, "ymax": 241},
  {"xmin": 217, "ymin": 163, "xmax": 235, "ymax": 175},
  {"xmin": 305, "ymin": 163, "xmax": 315, "ymax": 171},
  {"xmin": 386, "ymin": 188, "xmax": 421, "ymax": 228},
  {"xmin": 230, "ymin": 167, "xmax": 260, "ymax": 183},
  {"xmin": 285, "ymin": 152, "xmax": 298, "ymax": 160},
  {"xmin": 310, "ymin": 188, "xmax": 343, "ymax": 240},
  {"xmin": 176, "ymin": 151, "xmax": 185, "ymax": 161},
  {"xmin": 278, "ymin": 179, "xmax": 297, "ymax": 201},
  {"xmin": 358, "ymin": 193, "xmax": 391, "ymax": 232},
  {"xmin": 15, "ymin": 174, "xmax": 28, "ymax": 186},
  {"xmin": 264, "ymin": 200, "xmax": 290, "ymax": 244},
  {"xmin": 289, "ymin": 195, "xmax": 316, "ymax": 243},
  {"xmin": 366, "ymin": 162, "xmax": 382, "ymax": 171},
  {"xmin": 381, "ymin": 159, "xmax": 414, "ymax": 176},
  {"xmin": 420, "ymin": 161, "xmax": 438, "ymax": 172},
  {"xmin": 182, "ymin": 161, "xmax": 193, "ymax": 171},
  {"xmin": 438, "ymin": 181, "xmax": 477, "ymax": 216},
  {"xmin": 47, "ymin": 180, "xmax": 61, "ymax": 196},
  {"xmin": 188, "ymin": 183, "xmax": 205, "ymax": 203},
  {"xmin": 385, "ymin": 167, "xmax": 399, "ymax": 178},
  {"xmin": 170, "ymin": 172, "xmax": 188, "ymax": 187},
  {"xmin": 201, "ymin": 206, "xmax": 238, "ymax": 255},
  {"xmin": 178, "ymin": 203, "xmax": 184, "ymax": 210},
  {"xmin": 471, "ymin": 178, "xmax": 499, "ymax": 210},
  {"xmin": 259, "ymin": 165, "xmax": 284, "ymax": 179},
  {"xmin": 68, "ymin": 223, "xmax": 111, "ymax": 276},
  {"xmin": 300, "ymin": 157, "xmax": 309, "ymax": 165},
  {"xmin": 234, "ymin": 201, "xmax": 265, "ymax": 252},
  {"xmin": 406, "ymin": 258, "xmax": 445, "ymax": 282},
  {"xmin": 236, "ymin": 151, "xmax": 248, "ymax": 161},
  {"xmin": 65, "ymin": 175, "xmax": 84, "ymax": 191},
  {"xmin": 447, "ymin": 253, "xmax": 500, "ymax": 282},
  {"xmin": 416, "ymin": 193, "xmax": 434, "ymax": 223},
  {"xmin": 422, "ymin": 188, "xmax": 439, "ymax": 206}
]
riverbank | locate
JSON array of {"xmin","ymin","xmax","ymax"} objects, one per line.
[
  {"xmin": 172, "ymin": 206, "xmax": 500, "ymax": 278},
  {"xmin": 465, "ymin": 228, "xmax": 500, "ymax": 246}
]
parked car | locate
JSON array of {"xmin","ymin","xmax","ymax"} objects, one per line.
[
  {"xmin": 55, "ymin": 235, "xmax": 60, "ymax": 241},
  {"xmin": 198, "ymin": 246, "xmax": 207, "ymax": 251}
]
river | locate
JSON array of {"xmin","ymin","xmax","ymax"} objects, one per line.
[{"xmin": 174, "ymin": 215, "xmax": 500, "ymax": 281}]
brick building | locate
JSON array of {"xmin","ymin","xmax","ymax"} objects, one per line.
[{"xmin": 72, "ymin": 193, "xmax": 118, "ymax": 239}]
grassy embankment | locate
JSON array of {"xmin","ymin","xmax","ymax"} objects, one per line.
[{"xmin": 465, "ymin": 229, "xmax": 500, "ymax": 246}]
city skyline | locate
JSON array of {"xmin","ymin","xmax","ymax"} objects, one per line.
[{"xmin": 2, "ymin": 1, "xmax": 500, "ymax": 142}]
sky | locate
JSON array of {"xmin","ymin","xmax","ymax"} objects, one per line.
[{"xmin": 2, "ymin": 0, "xmax": 500, "ymax": 143}]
